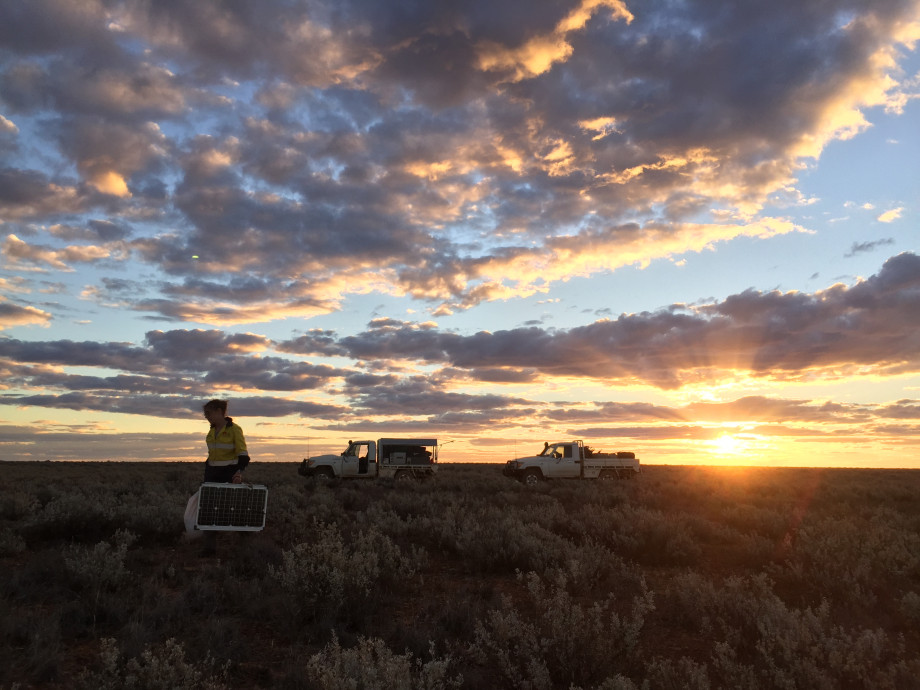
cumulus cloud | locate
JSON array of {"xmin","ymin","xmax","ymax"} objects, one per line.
[
  {"xmin": 0, "ymin": 300, "xmax": 52, "ymax": 329},
  {"xmin": 0, "ymin": 168, "xmax": 83, "ymax": 220},
  {"xmin": 2, "ymin": 234, "xmax": 124, "ymax": 271}
]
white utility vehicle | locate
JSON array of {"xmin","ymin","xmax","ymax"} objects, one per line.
[
  {"xmin": 298, "ymin": 438, "xmax": 438, "ymax": 482},
  {"xmin": 503, "ymin": 440, "xmax": 639, "ymax": 486}
]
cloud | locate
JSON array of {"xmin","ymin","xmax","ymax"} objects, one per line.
[
  {"xmin": 878, "ymin": 400, "xmax": 920, "ymax": 420},
  {"xmin": 345, "ymin": 375, "xmax": 533, "ymax": 417},
  {"xmin": 679, "ymin": 396, "xmax": 870, "ymax": 424},
  {"xmin": 0, "ymin": 168, "xmax": 83, "ymax": 220},
  {"xmin": 877, "ymin": 207, "xmax": 904, "ymax": 223},
  {"xmin": 280, "ymin": 252, "xmax": 920, "ymax": 388},
  {"xmin": 844, "ymin": 238, "xmax": 895, "ymax": 257},
  {"xmin": 543, "ymin": 401, "xmax": 684, "ymax": 423},
  {"xmin": 2, "ymin": 312, "xmax": 919, "ymax": 445},
  {"xmin": 476, "ymin": 0, "xmax": 633, "ymax": 82},
  {"xmin": 57, "ymin": 117, "xmax": 169, "ymax": 198},
  {"xmin": 0, "ymin": 327, "xmax": 353, "ymax": 413},
  {"xmin": 0, "ymin": 300, "xmax": 52, "ymax": 329},
  {"xmin": 0, "ymin": 391, "xmax": 345, "ymax": 421},
  {"xmin": 48, "ymin": 219, "xmax": 132, "ymax": 242},
  {"xmin": 0, "ymin": 113, "xmax": 18, "ymax": 157},
  {"xmin": 0, "ymin": 337, "xmax": 159, "ymax": 372},
  {"xmin": 203, "ymin": 357, "xmax": 348, "ymax": 392},
  {"xmin": 2, "ymin": 55, "xmax": 186, "ymax": 121},
  {"xmin": 4, "ymin": 252, "xmax": 918, "ymax": 431},
  {"xmin": 2, "ymin": 234, "xmax": 124, "ymax": 271}
]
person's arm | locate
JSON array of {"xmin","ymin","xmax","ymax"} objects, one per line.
[{"xmin": 233, "ymin": 425, "xmax": 250, "ymax": 482}]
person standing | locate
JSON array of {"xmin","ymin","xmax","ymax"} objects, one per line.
[
  {"xmin": 203, "ymin": 399, "xmax": 250, "ymax": 483},
  {"xmin": 199, "ymin": 399, "xmax": 250, "ymax": 556}
]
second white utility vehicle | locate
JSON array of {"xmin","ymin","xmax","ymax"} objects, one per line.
[{"xmin": 503, "ymin": 440, "xmax": 639, "ymax": 485}]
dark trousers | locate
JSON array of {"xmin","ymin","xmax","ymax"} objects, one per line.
[{"xmin": 203, "ymin": 462, "xmax": 238, "ymax": 483}]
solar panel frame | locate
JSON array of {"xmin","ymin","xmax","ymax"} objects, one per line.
[{"xmin": 195, "ymin": 482, "xmax": 268, "ymax": 531}]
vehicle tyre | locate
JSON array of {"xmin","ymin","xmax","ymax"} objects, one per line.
[
  {"xmin": 599, "ymin": 470, "xmax": 616, "ymax": 481},
  {"xmin": 522, "ymin": 469, "xmax": 542, "ymax": 487},
  {"xmin": 315, "ymin": 467, "xmax": 335, "ymax": 483},
  {"xmin": 394, "ymin": 470, "xmax": 414, "ymax": 484}
]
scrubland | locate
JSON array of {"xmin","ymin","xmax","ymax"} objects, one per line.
[{"xmin": 2, "ymin": 461, "xmax": 920, "ymax": 689}]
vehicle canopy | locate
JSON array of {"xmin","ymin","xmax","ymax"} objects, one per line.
[
  {"xmin": 340, "ymin": 438, "xmax": 440, "ymax": 463},
  {"xmin": 378, "ymin": 438, "xmax": 438, "ymax": 464},
  {"xmin": 378, "ymin": 438, "xmax": 438, "ymax": 447}
]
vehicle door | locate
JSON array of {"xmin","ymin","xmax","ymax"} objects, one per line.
[
  {"xmin": 545, "ymin": 444, "xmax": 581, "ymax": 478},
  {"xmin": 341, "ymin": 442, "xmax": 371, "ymax": 477}
]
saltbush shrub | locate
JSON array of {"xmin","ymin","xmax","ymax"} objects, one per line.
[
  {"xmin": 304, "ymin": 633, "xmax": 462, "ymax": 689},
  {"xmin": 64, "ymin": 529, "xmax": 136, "ymax": 591},
  {"xmin": 472, "ymin": 571, "xmax": 654, "ymax": 689},
  {"xmin": 76, "ymin": 637, "xmax": 229, "ymax": 690},
  {"xmin": 269, "ymin": 520, "xmax": 424, "ymax": 622},
  {"xmin": 0, "ymin": 528, "xmax": 26, "ymax": 556}
]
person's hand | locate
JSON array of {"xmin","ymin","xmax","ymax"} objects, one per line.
[{"xmin": 232, "ymin": 470, "xmax": 243, "ymax": 484}]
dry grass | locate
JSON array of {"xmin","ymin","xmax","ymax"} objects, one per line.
[{"xmin": 2, "ymin": 461, "xmax": 920, "ymax": 688}]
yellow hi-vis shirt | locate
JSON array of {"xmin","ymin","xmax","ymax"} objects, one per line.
[{"xmin": 206, "ymin": 420, "xmax": 248, "ymax": 467}]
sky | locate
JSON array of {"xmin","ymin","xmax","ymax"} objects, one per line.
[{"xmin": 1, "ymin": 0, "xmax": 919, "ymax": 468}]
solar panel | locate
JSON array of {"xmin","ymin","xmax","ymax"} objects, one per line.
[{"xmin": 195, "ymin": 482, "xmax": 268, "ymax": 531}]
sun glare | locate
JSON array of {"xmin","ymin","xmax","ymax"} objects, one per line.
[{"xmin": 712, "ymin": 434, "xmax": 745, "ymax": 455}]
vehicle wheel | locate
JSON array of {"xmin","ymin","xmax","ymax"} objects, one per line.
[
  {"xmin": 599, "ymin": 470, "xmax": 616, "ymax": 481},
  {"xmin": 315, "ymin": 467, "xmax": 335, "ymax": 483},
  {"xmin": 394, "ymin": 470, "xmax": 414, "ymax": 484},
  {"xmin": 522, "ymin": 469, "xmax": 541, "ymax": 487}
]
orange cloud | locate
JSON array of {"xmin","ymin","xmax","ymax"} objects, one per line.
[
  {"xmin": 88, "ymin": 170, "xmax": 131, "ymax": 197},
  {"xmin": 476, "ymin": 0, "xmax": 633, "ymax": 81}
]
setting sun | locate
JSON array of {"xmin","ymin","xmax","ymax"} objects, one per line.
[{"xmin": 712, "ymin": 434, "xmax": 746, "ymax": 456}]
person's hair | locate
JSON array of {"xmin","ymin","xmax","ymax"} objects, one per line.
[{"xmin": 203, "ymin": 399, "xmax": 228, "ymax": 415}]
